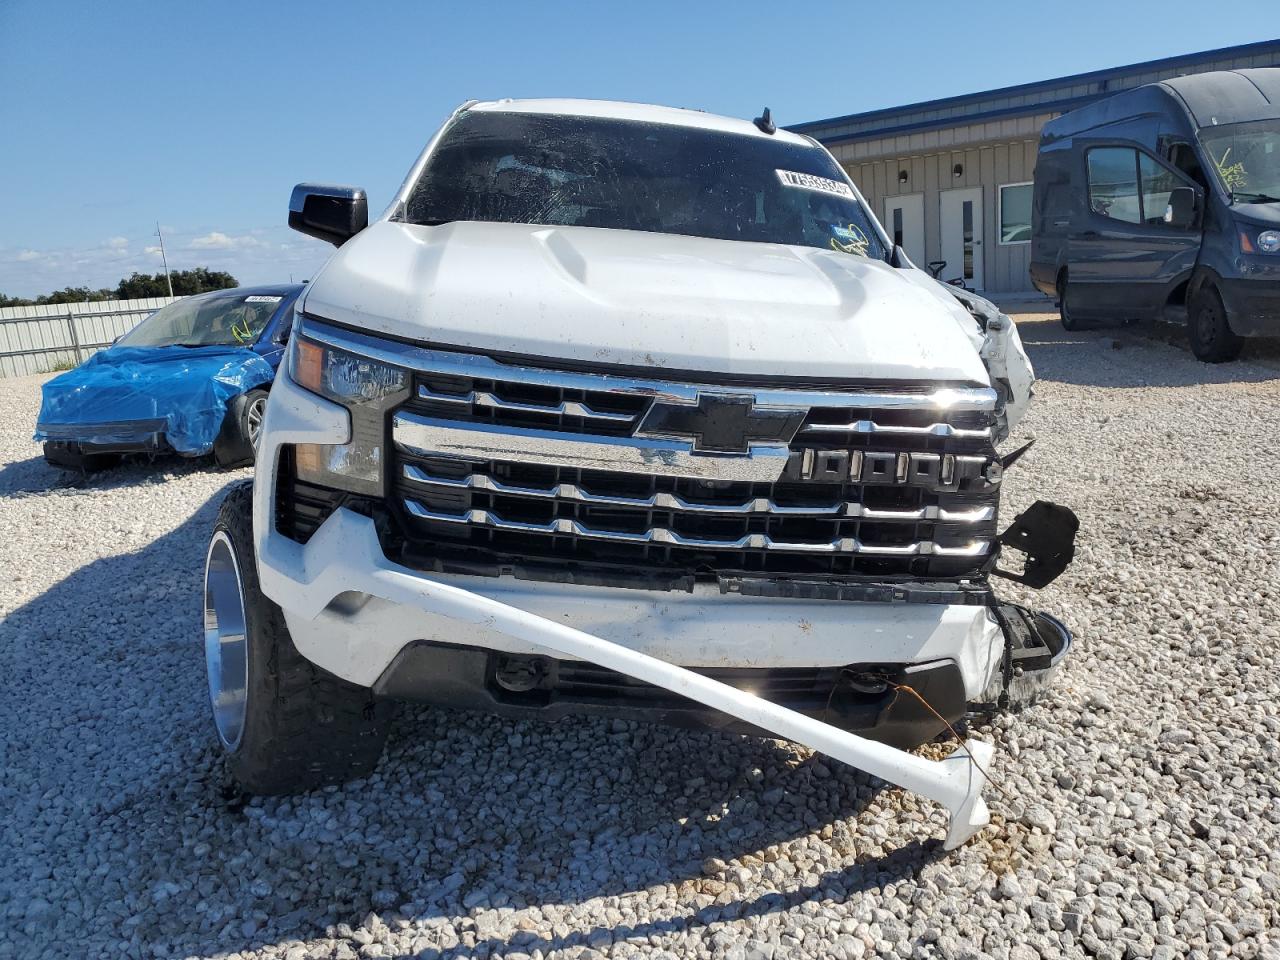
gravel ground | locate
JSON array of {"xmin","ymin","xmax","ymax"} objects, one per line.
[{"xmin": 2, "ymin": 318, "xmax": 1278, "ymax": 960}]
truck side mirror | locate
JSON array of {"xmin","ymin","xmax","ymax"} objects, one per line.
[
  {"xmin": 289, "ymin": 184, "xmax": 368, "ymax": 246},
  {"xmin": 1164, "ymin": 187, "xmax": 1198, "ymax": 230}
]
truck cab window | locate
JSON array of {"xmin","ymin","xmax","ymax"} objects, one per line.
[{"xmin": 1086, "ymin": 147, "xmax": 1141, "ymax": 224}]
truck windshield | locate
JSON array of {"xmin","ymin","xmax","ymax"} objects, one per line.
[
  {"xmin": 118, "ymin": 293, "xmax": 283, "ymax": 348},
  {"xmin": 1198, "ymin": 119, "xmax": 1280, "ymax": 203},
  {"xmin": 405, "ymin": 111, "xmax": 887, "ymax": 259}
]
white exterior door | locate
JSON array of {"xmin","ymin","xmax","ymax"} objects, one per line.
[
  {"xmin": 882, "ymin": 193, "xmax": 925, "ymax": 268},
  {"xmin": 940, "ymin": 187, "xmax": 984, "ymax": 290}
]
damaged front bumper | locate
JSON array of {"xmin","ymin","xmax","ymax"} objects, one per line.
[
  {"xmin": 253, "ymin": 354, "xmax": 1077, "ymax": 851},
  {"xmin": 37, "ymin": 418, "xmax": 172, "ymax": 455},
  {"xmin": 258, "ymin": 501, "xmax": 1006, "ymax": 849}
]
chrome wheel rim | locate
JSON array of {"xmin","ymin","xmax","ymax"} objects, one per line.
[
  {"xmin": 204, "ymin": 531, "xmax": 248, "ymax": 750},
  {"xmin": 247, "ymin": 396, "xmax": 267, "ymax": 450}
]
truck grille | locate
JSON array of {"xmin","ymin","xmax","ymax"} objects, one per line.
[{"xmin": 385, "ymin": 360, "xmax": 1001, "ymax": 581}]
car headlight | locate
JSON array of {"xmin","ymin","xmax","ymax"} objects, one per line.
[
  {"xmin": 288, "ymin": 335, "xmax": 409, "ymax": 495},
  {"xmin": 1258, "ymin": 230, "xmax": 1280, "ymax": 254}
]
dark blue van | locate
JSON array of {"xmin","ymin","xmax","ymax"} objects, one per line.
[{"xmin": 1030, "ymin": 69, "xmax": 1280, "ymax": 361}]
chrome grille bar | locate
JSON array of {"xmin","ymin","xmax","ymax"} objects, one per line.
[
  {"xmin": 403, "ymin": 498, "xmax": 991, "ymax": 557},
  {"xmin": 402, "ymin": 464, "xmax": 995, "ymax": 522},
  {"xmin": 393, "ymin": 411, "xmax": 792, "ymax": 482},
  {"xmin": 418, "ymin": 385, "xmax": 636, "ymax": 423},
  {"xmin": 802, "ymin": 420, "xmax": 992, "ymax": 439},
  {"xmin": 301, "ymin": 316, "xmax": 999, "ymax": 412}
]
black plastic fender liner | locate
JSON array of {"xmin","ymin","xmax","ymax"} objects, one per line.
[{"xmin": 972, "ymin": 605, "xmax": 1074, "ymax": 717}]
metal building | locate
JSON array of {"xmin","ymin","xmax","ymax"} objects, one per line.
[{"xmin": 791, "ymin": 39, "xmax": 1280, "ymax": 296}]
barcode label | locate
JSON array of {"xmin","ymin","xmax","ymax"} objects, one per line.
[{"xmin": 776, "ymin": 169, "xmax": 855, "ymax": 199}]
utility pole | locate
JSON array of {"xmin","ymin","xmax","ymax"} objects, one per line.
[{"xmin": 155, "ymin": 222, "xmax": 174, "ymax": 297}]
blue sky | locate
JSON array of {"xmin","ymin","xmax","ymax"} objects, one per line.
[{"xmin": 0, "ymin": 0, "xmax": 1275, "ymax": 297}]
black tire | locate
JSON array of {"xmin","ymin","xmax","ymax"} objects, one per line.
[
  {"xmin": 213, "ymin": 388, "xmax": 269, "ymax": 468},
  {"xmin": 204, "ymin": 480, "xmax": 395, "ymax": 795},
  {"xmin": 1057, "ymin": 274, "xmax": 1082, "ymax": 331},
  {"xmin": 1188, "ymin": 287, "xmax": 1243, "ymax": 363},
  {"xmin": 42, "ymin": 441, "xmax": 119, "ymax": 472}
]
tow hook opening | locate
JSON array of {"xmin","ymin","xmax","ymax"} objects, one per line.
[{"xmin": 494, "ymin": 654, "xmax": 549, "ymax": 693}]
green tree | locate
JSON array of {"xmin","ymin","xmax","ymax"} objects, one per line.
[
  {"xmin": 0, "ymin": 287, "xmax": 115, "ymax": 307},
  {"xmin": 115, "ymin": 267, "xmax": 237, "ymax": 299},
  {"xmin": 1, "ymin": 267, "xmax": 237, "ymax": 307}
]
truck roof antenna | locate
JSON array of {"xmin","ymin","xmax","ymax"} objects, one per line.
[{"xmin": 753, "ymin": 107, "xmax": 776, "ymax": 135}]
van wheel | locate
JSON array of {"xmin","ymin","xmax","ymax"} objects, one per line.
[
  {"xmin": 1188, "ymin": 287, "xmax": 1243, "ymax": 363},
  {"xmin": 1057, "ymin": 276, "xmax": 1082, "ymax": 331},
  {"xmin": 204, "ymin": 480, "xmax": 395, "ymax": 794}
]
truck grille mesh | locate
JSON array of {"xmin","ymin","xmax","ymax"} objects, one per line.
[{"xmin": 386, "ymin": 369, "xmax": 1001, "ymax": 580}]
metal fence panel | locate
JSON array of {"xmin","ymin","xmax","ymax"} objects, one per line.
[{"xmin": 0, "ymin": 297, "xmax": 179, "ymax": 378}]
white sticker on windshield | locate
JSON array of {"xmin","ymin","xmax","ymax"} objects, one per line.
[
  {"xmin": 776, "ymin": 169, "xmax": 855, "ymax": 199},
  {"xmin": 244, "ymin": 295, "xmax": 282, "ymax": 303}
]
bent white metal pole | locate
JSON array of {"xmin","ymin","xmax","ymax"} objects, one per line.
[{"xmin": 362, "ymin": 561, "xmax": 993, "ymax": 850}]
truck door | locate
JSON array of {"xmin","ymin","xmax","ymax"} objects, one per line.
[{"xmin": 1071, "ymin": 146, "xmax": 1198, "ymax": 319}]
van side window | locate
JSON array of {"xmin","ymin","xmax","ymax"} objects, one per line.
[
  {"xmin": 1166, "ymin": 142, "xmax": 1208, "ymax": 189},
  {"xmin": 1139, "ymin": 153, "xmax": 1179, "ymax": 226},
  {"xmin": 1086, "ymin": 148, "xmax": 1141, "ymax": 224}
]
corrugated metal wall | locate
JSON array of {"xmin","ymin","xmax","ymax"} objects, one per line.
[
  {"xmin": 846, "ymin": 139, "xmax": 1040, "ymax": 293},
  {"xmin": 0, "ymin": 297, "xmax": 179, "ymax": 378}
]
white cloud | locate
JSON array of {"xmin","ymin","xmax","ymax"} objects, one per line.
[
  {"xmin": 1, "ymin": 225, "xmax": 329, "ymax": 297},
  {"xmin": 189, "ymin": 231, "xmax": 263, "ymax": 251}
]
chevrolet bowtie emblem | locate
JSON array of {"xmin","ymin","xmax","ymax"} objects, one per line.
[{"xmin": 635, "ymin": 394, "xmax": 807, "ymax": 455}]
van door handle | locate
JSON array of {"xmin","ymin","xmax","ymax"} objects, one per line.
[{"xmin": 1079, "ymin": 230, "xmax": 1100, "ymax": 238}]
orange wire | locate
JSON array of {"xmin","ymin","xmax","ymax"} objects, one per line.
[{"xmin": 890, "ymin": 682, "xmax": 1015, "ymax": 801}]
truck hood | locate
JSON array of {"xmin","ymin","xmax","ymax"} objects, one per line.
[{"xmin": 303, "ymin": 220, "xmax": 991, "ymax": 384}]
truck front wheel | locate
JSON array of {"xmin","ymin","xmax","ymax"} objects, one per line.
[
  {"xmin": 1188, "ymin": 287, "xmax": 1243, "ymax": 363},
  {"xmin": 203, "ymin": 480, "xmax": 394, "ymax": 794}
]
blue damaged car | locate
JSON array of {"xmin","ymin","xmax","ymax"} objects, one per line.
[{"xmin": 36, "ymin": 283, "xmax": 303, "ymax": 470}]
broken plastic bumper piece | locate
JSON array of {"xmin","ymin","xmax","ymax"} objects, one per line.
[{"xmin": 265, "ymin": 507, "xmax": 997, "ymax": 850}]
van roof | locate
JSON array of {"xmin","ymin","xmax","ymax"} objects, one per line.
[
  {"xmin": 1042, "ymin": 68, "xmax": 1280, "ymax": 141},
  {"xmin": 1161, "ymin": 69, "xmax": 1280, "ymax": 127}
]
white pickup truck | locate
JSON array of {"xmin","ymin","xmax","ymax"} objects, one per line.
[{"xmin": 203, "ymin": 99, "xmax": 1075, "ymax": 843}]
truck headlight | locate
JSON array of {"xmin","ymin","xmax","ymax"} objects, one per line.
[
  {"xmin": 1258, "ymin": 230, "xmax": 1280, "ymax": 254},
  {"xmin": 289, "ymin": 336, "xmax": 409, "ymax": 495}
]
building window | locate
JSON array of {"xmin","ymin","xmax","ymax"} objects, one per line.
[
  {"xmin": 1086, "ymin": 147, "xmax": 1142, "ymax": 224},
  {"xmin": 998, "ymin": 182, "xmax": 1033, "ymax": 244}
]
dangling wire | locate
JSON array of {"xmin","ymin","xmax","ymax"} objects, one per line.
[{"xmin": 889, "ymin": 681, "xmax": 1016, "ymax": 802}]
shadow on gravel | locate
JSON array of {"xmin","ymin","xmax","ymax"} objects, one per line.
[
  {"xmin": 0, "ymin": 450, "xmax": 224, "ymax": 497},
  {"xmin": 0, "ymin": 453, "xmax": 58, "ymax": 495},
  {"xmin": 1, "ymin": 481, "xmax": 941, "ymax": 959},
  {"xmin": 415, "ymin": 839, "xmax": 945, "ymax": 960},
  {"xmin": 1015, "ymin": 317, "xmax": 1280, "ymax": 388}
]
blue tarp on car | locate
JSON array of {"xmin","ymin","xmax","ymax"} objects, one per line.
[{"xmin": 34, "ymin": 345, "xmax": 276, "ymax": 455}]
